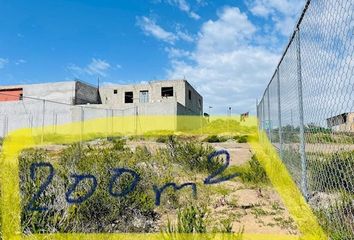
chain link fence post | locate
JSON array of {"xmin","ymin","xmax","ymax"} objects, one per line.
[
  {"xmin": 296, "ymin": 28, "xmax": 308, "ymax": 200},
  {"xmin": 111, "ymin": 109, "xmax": 114, "ymax": 136},
  {"xmin": 80, "ymin": 106, "xmax": 84, "ymax": 143},
  {"xmin": 41, "ymin": 99, "xmax": 46, "ymax": 144},
  {"xmin": 3, "ymin": 115, "xmax": 8, "ymax": 137},
  {"xmin": 267, "ymin": 88, "xmax": 271, "ymax": 141},
  {"xmin": 277, "ymin": 69, "xmax": 283, "ymax": 159}
]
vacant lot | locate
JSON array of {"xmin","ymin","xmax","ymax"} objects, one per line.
[{"xmin": 12, "ymin": 135, "xmax": 299, "ymax": 237}]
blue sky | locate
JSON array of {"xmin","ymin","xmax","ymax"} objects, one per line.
[{"xmin": 0, "ymin": 0, "xmax": 305, "ymax": 114}]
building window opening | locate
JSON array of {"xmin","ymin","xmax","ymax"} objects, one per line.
[
  {"xmin": 161, "ymin": 87, "xmax": 173, "ymax": 97},
  {"xmin": 139, "ymin": 90, "xmax": 149, "ymax": 103},
  {"xmin": 125, "ymin": 91, "xmax": 133, "ymax": 103},
  {"xmin": 188, "ymin": 90, "xmax": 192, "ymax": 100},
  {"xmin": 113, "ymin": 89, "xmax": 118, "ymax": 94}
]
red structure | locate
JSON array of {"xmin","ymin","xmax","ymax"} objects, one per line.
[{"xmin": 0, "ymin": 88, "xmax": 23, "ymax": 102}]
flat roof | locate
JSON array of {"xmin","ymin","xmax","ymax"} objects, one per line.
[
  {"xmin": 100, "ymin": 79, "xmax": 187, "ymax": 88},
  {"xmin": 0, "ymin": 80, "xmax": 96, "ymax": 89}
]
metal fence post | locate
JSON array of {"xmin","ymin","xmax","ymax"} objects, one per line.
[
  {"xmin": 3, "ymin": 115, "xmax": 8, "ymax": 137},
  {"xmin": 296, "ymin": 28, "xmax": 308, "ymax": 200},
  {"xmin": 267, "ymin": 89, "xmax": 272, "ymax": 142},
  {"xmin": 277, "ymin": 69, "xmax": 283, "ymax": 159},
  {"xmin": 41, "ymin": 100, "xmax": 46, "ymax": 144},
  {"xmin": 54, "ymin": 113, "xmax": 57, "ymax": 133},
  {"xmin": 261, "ymin": 99, "xmax": 265, "ymax": 142},
  {"xmin": 29, "ymin": 114, "xmax": 33, "ymax": 133},
  {"xmin": 80, "ymin": 106, "xmax": 84, "ymax": 143},
  {"xmin": 256, "ymin": 99, "xmax": 259, "ymax": 130},
  {"xmin": 111, "ymin": 109, "xmax": 114, "ymax": 135}
]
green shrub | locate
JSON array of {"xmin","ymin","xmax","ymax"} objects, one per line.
[
  {"xmin": 200, "ymin": 119, "xmax": 256, "ymax": 135},
  {"xmin": 166, "ymin": 138, "xmax": 220, "ymax": 173},
  {"xmin": 306, "ymin": 132, "xmax": 354, "ymax": 144},
  {"xmin": 237, "ymin": 135, "xmax": 248, "ymax": 143},
  {"xmin": 111, "ymin": 137, "xmax": 127, "ymax": 151},
  {"xmin": 239, "ymin": 155, "xmax": 269, "ymax": 185},
  {"xmin": 0, "ymin": 137, "xmax": 3, "ymax": 146},
  {"xmin": 203, "ymin": 135, "xmax": 227, "ymax": 143},
  {"xmin": 155, "ymin": 135, "xmax": 172, "ymax": 143},
  {"xmin": 19, "ymin": 149, "xmax": 70, "ymax": 233},
  {"xmin": 204, "ymin": 135, "xmax": 219, "ymax": 143},
  {"xmin": 315, "ymin": 193, "xmax": 354, "ymax": 240},
  {"xmin": 164, "ymin": 205, "xmax": 207, "ymax": 233},
  {"xmin": 219, "ymin": 218, "xmax": 233, "ymax": 233},
  {"xmin": 308, "ymin": 151, "xmax": 354, "ymax": 192},
  {"xmin": 19, "ymin": 143, "xmax": 165, "ymax": 233}
]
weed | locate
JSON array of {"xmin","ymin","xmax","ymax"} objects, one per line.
[
  {"xmin": 308, "ymin": 151, "xmax": 354, "ymax": 192},
  {"xmin": 234, "ymin": 135, "xmax": 248, "ymax": 143},
  {"xmin": 272, "ymin": 216, "xmax": 296, "ymax": 230},
  {"xmin": 166, "ymin": 138, "xmax": 219, "ymax": 173},
  {"xmin": 219, "ymin": 218, "xmax": 233, "ymax": 233},
  {"xmin": 239, "ymin": 155, "xmax": 269, "ymax": 185},
  {"xmin": 110, "ymin": 137, "xmax": 127, "ymax": 151},
  {"xmin": 164, "ymin": 205, "xmax": 207, "ymax": 233},
  {"xmin": 203, "ymin": 135, "xmax": 227, "ymax": 143},
  {"xmin": 251, "ymin": 207, "xmax": 269, "ymax": 218},
  {"xmin": 314, "ymin": 192, "xmax": 354, "ymax": 240}
]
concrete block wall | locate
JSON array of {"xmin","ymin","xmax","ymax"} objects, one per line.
[
  {"xmin": 99, "ymin": 79, "xmax": 203, "ymax": 115},
  {"xmin": 0, "ymin": 80, "xmax": 203, "ymax": 137},
  {"xmin": 22, "ymin": 81, "xmax": 77, "ymax": 104}
]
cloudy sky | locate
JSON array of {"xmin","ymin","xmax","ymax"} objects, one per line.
[{"xmin": 0, "ymin": 0, "xmax": 306, "ymax": 114}]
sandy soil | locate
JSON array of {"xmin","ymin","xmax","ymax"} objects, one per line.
[
  {"xmin": 148, "ymin": 140, "xmax": 300, "ymax": 236},
  {"xmin": 32, "ymin": 138, "xmax": 300, "ymax": 236}
]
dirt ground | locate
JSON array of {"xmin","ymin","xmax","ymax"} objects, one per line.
[
  {"xmin": 27, "ymin": 138, "xmax": 299, "ymax": 235},
  {"xmin": 127, "ymin": 139, "xmax": 299, "ymax": 235}
]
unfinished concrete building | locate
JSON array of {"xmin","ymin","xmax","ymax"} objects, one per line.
[
  {"xmin": 0, "ymin": 79, "xmax": 203, "ymax": 137},
  {"xmin": 99, "ymin": 79, "xmax": 203, "ymax": 116},
  {"xmin": 326, "ymin": 112, "xmax": 354, "ymax": 133}
]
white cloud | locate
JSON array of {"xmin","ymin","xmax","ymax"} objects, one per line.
[
  {"xmin": 15, "ymin": 59, "xmax": 27, "ymax": 65},
  {"xmin": 86, "ymin": 58, "xmax": 111, "ymax": 76},
  {"xmin": 67, "ymin": 58, "xmax": 111, "ymax": 77},
  {"xmin": 247, "ymin": 0, "xmax": 305, "ymax": 36},
  {"xmin": 137, "ymin": 16, "xmax": 178, "ymax": 44},
  {"xmin": 198, "ymin": 7, "xmax": 257, "ymax": 53},
  {"xmin": 0, "ymin": 58, "xmax": 9, "ymax": 69},
  {"xmin": 167, "ymin": 0, "xmax": 200, "ymax": 20},
  {"xmin": 176, "ymin": 25, "xmax": 194, "ymax": 42},
  {"xmin": 248, "ymin": 0, "xmax": 302, "ymax": 17},
  {"xmin": 165, "ymin": 47, "xmax": 192, "ymax": 58},
  {"xmin": 137, "ymin": 16, "xmax": 195, "ymax": 44},
  {"xmin": 166, "ymin": 7, "xmax": 280, "ymax": 114}
]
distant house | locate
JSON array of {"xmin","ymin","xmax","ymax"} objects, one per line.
[{"xmin": 326, "ymin": 113, "xmax": 354, "ymax": 132}]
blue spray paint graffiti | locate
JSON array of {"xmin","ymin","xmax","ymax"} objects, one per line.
[{"xmin": 26, "ymin": 149, "xmax": 237, "ymax": 211}]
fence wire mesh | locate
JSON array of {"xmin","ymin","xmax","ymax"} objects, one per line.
[
  {"xmin": 0, "ymin": 93, "xmax": 135, "ymax": 140},
  {"xmin": 257, "ymin": 0, "xmax": 354, "ymax": 239}
]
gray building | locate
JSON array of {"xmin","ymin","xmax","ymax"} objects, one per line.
[
  {"xmin": 0, "ymin": 80, "xmax": 100, "ymax": 105},
  {"xmin": 99, "ymin": 79, "xmax": 203, "ymax": 116},
  {"xmin": 326, "ymin": 112, "xmax": 354, "ymax": 133},
  {"xmin": 0, "ymin": 79, "xmax": 203, "ymax": 137}
]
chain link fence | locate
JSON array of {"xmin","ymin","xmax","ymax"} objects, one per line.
[
  {"xmin": 257, "ymin": 0, "xmax": 353, "ymax": 239},
  {"xmin": 0, "ymin": 92, "xmax": 137, "ymax": 141}
]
